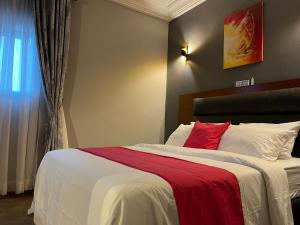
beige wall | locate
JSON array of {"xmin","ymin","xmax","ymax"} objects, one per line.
[{"xmin": 64, "ymin": 0, "xmax": 168, "ymax": 147}]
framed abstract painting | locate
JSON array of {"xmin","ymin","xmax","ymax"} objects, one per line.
[{"xmin": 224, "ymin": 2, "xmax": 264, "ymax": 69}]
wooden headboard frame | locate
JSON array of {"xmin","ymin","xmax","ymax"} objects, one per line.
[{"xmin": 178, "ymin": 78, "xmax": 300, "ymax": 125}]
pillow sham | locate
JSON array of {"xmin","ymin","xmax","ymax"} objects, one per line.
[
  {"xmin": 183, "ymin": 121, "xmax": 230, "ymax": 150},
  {"xmin": 240, "ymin": 122, "xmax": 300, "ymax": 159},
  {"xmin": 165, "ymin": 123, "xmax": 194, "ymax": 146},
  {"xmin": 218, "ymin": 125, "xmax": 293, "ymax": 161}
]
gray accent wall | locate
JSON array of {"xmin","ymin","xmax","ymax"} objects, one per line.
[{"xmin": 166, "ymin": 0, "xmax": 300, "ymax": 138}]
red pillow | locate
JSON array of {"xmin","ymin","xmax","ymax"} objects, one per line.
[{"xmin": 183, "ymin": 121, "xmax": 230, "ymax": 150}]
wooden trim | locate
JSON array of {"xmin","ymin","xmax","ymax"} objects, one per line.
[{"xmin": 178, "ymin": 78, "xmax": 300, "ymax": 125}]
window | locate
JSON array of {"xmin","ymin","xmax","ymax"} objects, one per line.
[
  {"xmin": 0, "ymin": 34, "xmax": 40, "ymax": 96},
  {"xmin": 0, "ymin": 5, "xmax": 41, "ymax": 97},
  {"xmin": 0, "ymin": 36, "xmax": 4, "ymax": 85},
  {"xmin": 0, "ymin": 37, "xmax": 23, "ymax": 93},
  {"xmin": 12, "ymin": 38, "xmax": 22, "ymax": 92}
]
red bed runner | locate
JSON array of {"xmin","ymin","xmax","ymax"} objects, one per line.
[{"xmin": 78, "ymin": 147, "xmax": 244, "ymax": 225}]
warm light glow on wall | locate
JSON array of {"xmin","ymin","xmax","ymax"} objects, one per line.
[{"xmin": 180, "ymin": 24, "xmax": 213, "ymax": 59}]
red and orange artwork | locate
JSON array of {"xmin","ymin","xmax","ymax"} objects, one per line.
[{"xmin": 224, "ymin": 2, "xmax": 263, "ymax": 69}]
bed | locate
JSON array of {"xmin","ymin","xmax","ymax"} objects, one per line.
[
  {"xmin": 179, "ymin": 79, "xmax": 300, "ymax": 225},
  {"xmin": 31, "ymin": 79, "xmax": 300, "ymax": 225}
]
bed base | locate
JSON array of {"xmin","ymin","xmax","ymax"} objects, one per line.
[{"xmin": 292, "ymin": 197, "xmax": 300, "ymax": 225}]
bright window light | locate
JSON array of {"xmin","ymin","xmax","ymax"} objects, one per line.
[
  {"xmin": 12, "ymin": 38, "xmax": 22, "ymax": 92},
  {"xmin": 0, "ymin": 36, "xmax": 4, "ymax": 83}
]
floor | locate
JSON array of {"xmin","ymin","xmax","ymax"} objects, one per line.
[{"xmin": 0, "ymin": 192, "xmax": 34, "ymax": 225}]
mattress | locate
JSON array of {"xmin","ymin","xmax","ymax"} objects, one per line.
[{"xmin": 275, "ymin": 158, "xmax": 300, "ymax": 199}]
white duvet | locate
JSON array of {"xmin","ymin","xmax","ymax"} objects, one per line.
[{"xmin": 30, "ymin": 144, "xmax": 294, "ymax": 225}]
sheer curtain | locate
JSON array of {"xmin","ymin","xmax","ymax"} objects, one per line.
[{"xmin": 0, "ymin": 0, "xmax": 45, "ymax": 195}]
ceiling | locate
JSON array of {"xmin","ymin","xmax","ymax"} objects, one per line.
[{"xmin": 108, "ymin": 0, "xmax": 207, "ymax": 22}]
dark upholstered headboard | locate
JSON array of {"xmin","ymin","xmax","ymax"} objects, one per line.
[
  {"xmin": 193, "ymin": 87, "xmax": 300, "ymax": 157},
  {"xmin": 178, "ymin": 79, "xmax": 300, "ymax": 158},
  {"xmin": 179, "ymin": 79, "xmax": 300, "ymax": 125}
]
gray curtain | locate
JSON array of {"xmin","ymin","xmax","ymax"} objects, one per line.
[{"xmin": 33, "ymin": 0, "xmax": 71, "ymax": 151}]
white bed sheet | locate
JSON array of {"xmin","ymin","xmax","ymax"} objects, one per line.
[
  {"xmin": 274, "ymin": 158, "xmax": 300, "ymax": 199},
  {"xmin": 30, "ymin": 144, "xmax": 293, "ymax": 225}
]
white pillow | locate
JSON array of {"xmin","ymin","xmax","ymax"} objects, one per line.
[
  {"xmin": 240, "ymin": 122, "xmax": 300, "ymax": 159},
  {"xmin": 218, "ymin": 125, "xmax": 293, "ymax": 161},
  {"xmin": 165, "ymin": 123, "xmax": 194, "ymax": 146}
]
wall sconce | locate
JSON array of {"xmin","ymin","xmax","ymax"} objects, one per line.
[{"xmin": 181, "ymin": 46, "xmax": 189, "ymax": 60}]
